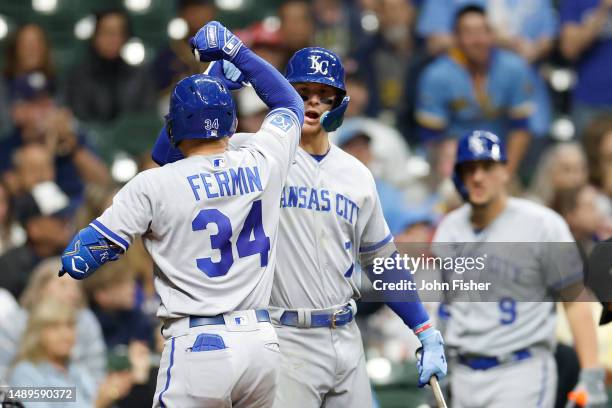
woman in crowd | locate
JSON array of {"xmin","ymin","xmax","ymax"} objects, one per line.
[
  {"xmin": 1, "ymin": 23, "xmax": 55, "ymax": 134},
  {"xmin": 0, "ymin": 258, "xmax": 106, "ymax": 383},
  {"xmin": 64, "ymin": 8, "xmax": 155, "ymax": 122},
  {"xmin": 8, "ymin": 299, "xmax": 133, "ymax": 408}
]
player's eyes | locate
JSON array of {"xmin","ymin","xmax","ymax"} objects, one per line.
[{"xmin": 298, "ymin": 92, "xmax": 335, "ymax": 105}]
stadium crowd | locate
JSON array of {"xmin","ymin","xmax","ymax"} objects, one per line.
[{"xmin": 0, "ymin": 0, "xmax": 611, "ymax": 407}]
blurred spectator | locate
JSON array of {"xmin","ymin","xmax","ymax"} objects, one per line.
[
  {"xmin": 417, "ymin": 0, "xmax": 486, "ymax": 55},
  {"xmin": 152, "ymin": 0, "xmax": 215, "ymax": 115},
  {"xmin": 354, "ymin": 0, "xmax": 423, "ymax": 123},
  {"xmin": 583, "ymin": 116, "xmax": 612, "ymax": 199},
  {"xmin": 238, "ymin": 22, "xmax": 285, "ymax": 70},
  {"xmin": 236, "ymin": 86, "xmax": 268, "ymax": 133},
  {"xmin": 0, "ymin": 181, "xmax": 25, "ymax": 256},
  {"xmin": 393, "ymin": 210, "xmax": 436, "ymax": 243},
  {"xmin": 416, "ymin": 5, "xmax": 534, "ymax": 177},
  {"xmin": 74, "ymin": 183, "xmax": 118, "ymax": 230},
  {"xmin": 0, "ymin": 184, "xmax": 73, "ymax": 298},
  {"xmin": 527, "ymin": 142, "xmax": 588, "ymax": 206},
  {"xmin": 2, "ymin": 23, "xmax": 54, "ymax": 81},
  {"xmin": 551, "ymin": 185, "xmax": 609, "ymax": 253},
  {"xmin": 560, "ymin": 0, "xmax": 612, "ymax": 137},
  {"xmin": 0, "ymin": 72, "xmax": 110, "ymax": 200},
  {"xmin": 82, "ymin": 258, "xmax": 155, "ymax": 405},
  {"xmin": 11, "ymin": 144, "xmax": 55, "ymax": 195},
  {"xmin": 64, "ymin": 8, "xmax": 156, "ymax": 123},
  {"xmin": 417, "ymin": 0, "xmax": 556, "ymax": 139},
  {"xmin": 279, "ymin": 0, "xmax": 315, "ymax": 57},
  {"xmin": 82, "ymin": 258, "xmax": 153, "ymax": 350},
  {"xmin": 8, "ymin": 299, "xmax": 133, "ymax": 408},
  {"xmin": 344, "ymin": 73, "xmax": 370, "ymax": 118},
  {"xmin": 1, "ymin": 23, "xmax": 55, "ymax": 134},
  {"xmin": 0, "ymin": 258, "xmax": 106, "ymax": 383},
  {"xmin": 335, "ymin": 121, "xmax": 412, "ymax": 233},
  {"xmin": 312, "ymin": 0, "xmax": 362, "ymax": 57}
]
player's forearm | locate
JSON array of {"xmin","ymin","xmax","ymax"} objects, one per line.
[
  {"xmin": 426, "ymin": 34, "xmax": 454, "ymax": 56},
  {"xmin": 505, "ymin": 129, "xmax": 530, "ymax": 175},
  {"xmin": 563, "ymin": 301, "xmax": 600, "ymax": 369},
  {"xmin": 561, "ymin": 9, "xmax": 609, "ymax": 61},
  {"xmin": 364, "ymin": 251, "xmax": 431, "ymax": 330},
  {"xmin": 231, "ymin": 48, "xmax": 304, "ymax": 124},
  {"xmin": 72, "ymin": 147, "xmax": 111, "ymax": 186}
]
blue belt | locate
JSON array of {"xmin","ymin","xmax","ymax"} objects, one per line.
[
  {"xmin": 189, "ymin": 310, "xmax": 270, "ymax": 328},
  {"xmin": 279, "ymin": 306, "xmax": 353, "ymax": 328},
  {"xmin": 459, "ymin": 349, "xmax": 531, "ymax": 370}
]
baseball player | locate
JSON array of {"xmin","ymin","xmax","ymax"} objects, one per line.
[
  {"xmin": 59, "ymin": 21, "xmax": 304, "ymax": 408},
  {"xmin": 433, "ymin": 130, "xmax": 607, "ymax": 407},
  {"xmin": 153, "ymin": 47, "xmax": 447, "ymax": 407}
]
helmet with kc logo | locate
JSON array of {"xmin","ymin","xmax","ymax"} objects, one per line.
[{"xmin": 285, "ymin": 47, "xmax": 346, "ymax": 96}]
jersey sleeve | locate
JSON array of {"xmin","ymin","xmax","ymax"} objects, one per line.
[
  {"xmin": 416, "ymin": 64, "xmax": 450, "ymax": 131},
  {"xmin": 243, "ymin": 108, "xmax": 300, "ymax": 179},
  {"xmin": 91, "ymin": 172, "xmax": 154, "ymax": 252},
  {"xmin": 357, "ymin": 174, "xmax": 395, "ymax": 266},
  {"xmin": 535, "ymin": 0, "xmax": 558, "ymax": 39},
  {"xmin": 540, "ymin": 212, "xmax": 583, "ymax": 292}
]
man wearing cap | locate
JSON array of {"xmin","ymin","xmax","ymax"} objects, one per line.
[
  {"xmin": 416, "ymin": 5, "xmax": 534, "ymax": 178},
  {"xmin": 0, "ymin": 72, "xmax": 109, "ymax": 200},
  {"xmin": 0, "ymin": 181, "xmax": 75, "ymax": 298}
]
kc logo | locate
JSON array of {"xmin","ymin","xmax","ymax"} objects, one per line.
[{"xmin": 308, "ymin": 55, "xmax": 329, "ymax": 75}]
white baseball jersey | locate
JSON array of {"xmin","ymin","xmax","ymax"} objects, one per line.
[
  {"xmin": 228, "ymin": 138, "xmax": 395, "ymax": 310},
  {"xmin": 433, "ymin": 197, "xmax": 580, "ymax": 356},
  {"xmin": 93, "ymin": 109, "xmax": 300, "ymax": 319}
]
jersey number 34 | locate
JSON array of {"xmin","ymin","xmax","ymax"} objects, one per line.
[{"xmin": 192, "ymin": 200, "xmax": 270, "ymax": 278}]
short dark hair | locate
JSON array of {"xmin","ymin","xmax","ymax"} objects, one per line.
[{"xmin": 453, "ymin": 4, "xmax": 487, "ymax": 32}]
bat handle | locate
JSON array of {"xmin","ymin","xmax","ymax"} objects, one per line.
[{"xmin": 415, "ymin": 347, "xmax": 448, "ymax": 408}]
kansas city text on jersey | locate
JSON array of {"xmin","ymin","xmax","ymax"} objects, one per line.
[
  {"xmin": 186, "ymin": 166, "xmax": 263, "ymax": 200},
  {"xmin": 280, "ymin": 185, "xmax": 360, "ymax": 224}
]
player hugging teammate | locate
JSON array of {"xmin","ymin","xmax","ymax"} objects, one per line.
[
  {"xmin": 144, "ymin": 21, "xmax": 447, "ymax": 408},
  {"xmin": 60, "ymin": 21, "xmax": 304, "ymax": 407}
]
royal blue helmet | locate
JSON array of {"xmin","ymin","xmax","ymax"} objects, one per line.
[
  {"xmin": 453, "ymin": 130, "xmax": 507, "ymax": 199},
  {"xmin": 285, "ymin": 47, "xmax": 346, "ymax": 97},
  {"xmin": 166, "ymin": 74, "xmax": 237, "ymax": 145}
]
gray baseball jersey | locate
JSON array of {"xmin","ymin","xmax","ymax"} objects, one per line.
[
  {"xmin": 227, "ymin": 141, "xmax": 394, "ymax": 309},
  {"xmin": 227, "ymin": 138, "xmax": 394, "ymax": 407},
  {"xmin": 433, "ymin": 197, "xmax": 579, "ymax": 356},
  {"xmin": 93, "ymin": 109, "xmax": 300, "ymax": 319}
]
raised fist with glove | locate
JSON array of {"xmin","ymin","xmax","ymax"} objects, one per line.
[{"xmin": 190, "ymin": 21, "xmax": 243, "ymax": 62}]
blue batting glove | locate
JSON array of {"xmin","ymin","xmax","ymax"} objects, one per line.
[
  {"xmin": 60, "ymin": 226, "xmax": 121, "ymax": 280},
  {"xmin": 190, "ymin": 21, "xmax": 243, "ymax": 62},
  {"xmin": 417, "ymin": 329, "xmax": 447, "ymax": 387},
  {"xmin": 205, "ymin": 60, "xmax": 247, "ymax": 91},
  {"xmin": 320, "ymin": 96, "xmax": 350, "ymax": 132}
]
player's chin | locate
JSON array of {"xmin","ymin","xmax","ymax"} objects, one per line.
[
  {"xmin": 467, "ymin": 192, "xmax": 490, "ymax": 207},
  {"xmin": 302, "ymin": 120, "xmax": 322, "ymax": 135}
]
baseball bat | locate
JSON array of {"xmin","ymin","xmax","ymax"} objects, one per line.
[{"xmin": 415, "ymin": 347, "xmax": 448, "ymax": 408}]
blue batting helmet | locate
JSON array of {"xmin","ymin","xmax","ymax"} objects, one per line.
[
  {"xmin": 166, "ymin": 74, "xmax": 237, "ymax": 145},
  {"xmin": 452, "ymin": 130, "xmax": 507, "ymax": 199},
  {"xmin": 285, "ymin": 47, "xmax": 346, "ymax": 96}
]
